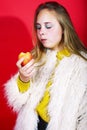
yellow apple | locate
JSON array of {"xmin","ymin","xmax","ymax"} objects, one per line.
[{"xmin": 18, "ymin": 52, "xmax": 33, "ymax": 66}]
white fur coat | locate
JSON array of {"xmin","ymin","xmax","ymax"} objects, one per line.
[{"xmin": 4, "ymin": 50, "xmax": 87, "ymax": 130}]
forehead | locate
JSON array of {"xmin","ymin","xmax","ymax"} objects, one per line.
[{"xmin": 36, "ymin": 9, "xmax": 58, "ymax": 23}]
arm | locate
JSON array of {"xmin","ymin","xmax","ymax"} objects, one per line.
[
  {"xmin": 76, "ymin": 58, "xmax": 87, "ymax": 130},
  {"xmin": 76, "ymin": 89, "xmax": 87, "ymax": 130},
  {"xmin": 4, "ymin": 73, "xmax": 31, "ymax": 112},
  {"xmin": 4, "ymin": 58, "xmax": 35, "ymax": 112}
]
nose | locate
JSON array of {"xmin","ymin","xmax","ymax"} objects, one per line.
[{"xmin": 39, "ymin": 26, "xmax": 45, "ymax": 36}]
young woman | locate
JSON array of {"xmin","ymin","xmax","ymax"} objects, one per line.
[{"xmin": 4, "ymin": 1, "xmax": 87, "ymax": 130}]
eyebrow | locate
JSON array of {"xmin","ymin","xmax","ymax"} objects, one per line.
[{"xmin": 36, "ymin": 22, "xmax": 52, "ymax": 24}]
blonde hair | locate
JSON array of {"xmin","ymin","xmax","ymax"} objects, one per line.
[{"xmin": 32, "ymin": 1, "xmax": 87, "ymax": 61}]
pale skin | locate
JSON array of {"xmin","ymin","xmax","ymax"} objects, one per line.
[{"xmin": 16, "ymin": 9, "xmax": 63, "ymax": 82}]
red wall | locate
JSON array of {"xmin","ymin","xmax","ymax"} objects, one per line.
[{"xmin": 0, "ymin": 0, "xmax": 87, "ymax": 130}]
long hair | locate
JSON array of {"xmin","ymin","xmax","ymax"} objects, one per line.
[{"xmin": 32, "ymin": 1, "xmax": 87, "ymax": 61}]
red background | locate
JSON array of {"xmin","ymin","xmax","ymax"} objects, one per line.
[{"xmin": 0, "ymin": 0, "xmax": 87, "ymax": 130}]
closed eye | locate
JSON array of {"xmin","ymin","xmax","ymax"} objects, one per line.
[
  {"xmin": 35, "ymin": 24, "xmax": 41, "ymax": 30},
  {"xmin": 45, "ymin": 23, "xmax": 53, "ymax": 29}
]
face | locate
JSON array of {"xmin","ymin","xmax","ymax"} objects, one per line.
[{"xmin": 36, "ymin": 9, "xmax": 63, "ymax": 50}]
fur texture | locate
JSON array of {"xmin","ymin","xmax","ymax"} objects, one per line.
[{"xmin": 4, "ymin": 50, "xmax": 87, "ymax": 130}]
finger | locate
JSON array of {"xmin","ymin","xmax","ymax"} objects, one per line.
[
  {"xmin": 16, "ymin": 57, "xmax": 24, "ymax": 69},
  {"xmin": 25, "ymin": 68, "xmax": 36, "ymax": 78},
  {"xmin": 28, "ymin": 68, "xmax": 36, "ymax": 78},
  {"xmin": 24, "ymin": 59, "xmax": 35, "ymax": 68},
  {"xmin": 19, "ymin": 59, "xmax": 34, "ymax": 71},
  {"xmin": 25, "ymin": 65, "xmax": 35, "ymax": 74}
]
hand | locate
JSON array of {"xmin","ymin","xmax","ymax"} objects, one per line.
[{"xmin": 16, "ymin": 58, "xmax": 35, "ymax": 82}]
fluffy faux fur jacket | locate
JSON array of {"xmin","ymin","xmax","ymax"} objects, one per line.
[{"xmin": 4, "ymin": 50, "xmax": 87, "ymax": 130}]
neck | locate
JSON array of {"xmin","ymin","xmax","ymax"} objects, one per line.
[{"xmin": 51, "ymin": 43, "xmax": 65, "ymax": 52}]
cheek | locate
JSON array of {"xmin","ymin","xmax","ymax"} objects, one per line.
[
  {"xmin": 36, "ymin": 31, "xmax": 40, "ymax": 39},
  {"xmin": 49, "ymin": 28, "xmax": 61, "ymax": 37},
  {"xmin": 54, "ymin": 29, "xmax": 62, "ymax": 39},
  {"xmin": 47, "ymin": 29, "xmax": 55, "ymax": 37},
  {"xmin": 49, "ymin": 29, "xmax": 63, "ymax": 43}
]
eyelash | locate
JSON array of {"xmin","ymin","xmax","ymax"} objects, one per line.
[
  {"xmin": 36, "ymin": 24, "xmax": 52, "ymax": 30},
  {"xmin": 36, "ymin": 25, "xmax": 41, "ymax": 30},
  {"xmin": 45, "ymin": 25, "xmax": 52, "ymax": 29}
]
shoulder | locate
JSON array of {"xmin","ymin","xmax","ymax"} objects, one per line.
[
  {"xmin": 58, "ymin": 54, "xmax": 87, "ymax": 81},
  {"xmin": 66, "ymin": 53, "xmax": 87, "ymax": 67},
  {"xmin": 69, "ymin": 54, "xmax": 87, "ymax": 84},
  {"xmin": 69, "ymin": 54, "xmax": 87, "ymax": 73}
]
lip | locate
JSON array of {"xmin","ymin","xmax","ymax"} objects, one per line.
[{"xmin": 41, "ymin": 39, "xmax": 47, "ymax": 42}]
